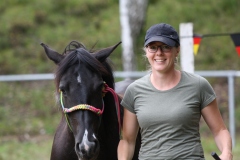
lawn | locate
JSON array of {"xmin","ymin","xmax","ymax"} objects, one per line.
[
  {"xmin": 0, "ymin": 135, "xmax": 52, "ymax": 160},
  {"xmin": 0, "ymin": 134, "xmax": 239, "ymax": 160}
]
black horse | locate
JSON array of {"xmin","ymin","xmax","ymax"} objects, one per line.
[{"xmin": 41, "ymin": 41, "xmax": 140, "ymax": 160}]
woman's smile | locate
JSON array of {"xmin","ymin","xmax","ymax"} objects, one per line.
[{"xmin": 154, "ymin": 58, "xmax": 166, "ymax": 63}]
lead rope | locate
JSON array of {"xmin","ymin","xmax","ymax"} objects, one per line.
[{"xmin": 103, "ymin": 83, "xmax": 122, "ymax": 139}]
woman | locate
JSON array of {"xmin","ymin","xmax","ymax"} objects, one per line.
[{"xmin": 117, "ymin": 23, "xmax": 232, "ymax": 160}]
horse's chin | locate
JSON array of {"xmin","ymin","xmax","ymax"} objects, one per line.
[
  {"xmin": 77, "ymin": 155, "xmax": 98, "ymax": 160},
  {"xmin": 76, "ymin": 150, "xmax": 99, "ymax": 160}
]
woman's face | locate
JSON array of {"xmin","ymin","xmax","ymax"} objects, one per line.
[{"xmin": 145, "ymin": 41, "xmax": 180, "ymax": 73}]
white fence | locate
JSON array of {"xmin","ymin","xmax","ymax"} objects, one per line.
[{"xmin": 1, "ymin": 70, "xmax": 240, "ymax": 146}]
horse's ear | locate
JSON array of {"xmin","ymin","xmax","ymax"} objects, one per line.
[
  {"xmin": 40, "ymin": 43, "xmax": 64, "ymax": 64},
  {"xmin": 94, "ymin": 42, "xmax": 121, "ymax": 62}
]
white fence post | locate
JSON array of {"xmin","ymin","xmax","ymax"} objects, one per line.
[
  {"xmin": 180, "ymin": 23, "xmax": 194, "ymax": 73},
  {"xmin": 228, "ymin": 73, "xmax": 235, "ymax": 146}
]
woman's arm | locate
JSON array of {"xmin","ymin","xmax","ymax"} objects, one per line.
[
  {"xmin": 118, "ymin": 108, "xmax": 139, "ymax": 160},
  {"xmin": 201, "ymin": 99, "xmax": 233, "ymax": 160}
]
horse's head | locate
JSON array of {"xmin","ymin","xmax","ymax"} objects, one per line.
[{"xmin": 41, "ymin": 41, "xmax": 121, "ymax": 160}]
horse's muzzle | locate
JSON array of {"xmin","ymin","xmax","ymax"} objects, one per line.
[{"xmin": 75, "ymin": 139, "xmax": 99, "ymax": 160}]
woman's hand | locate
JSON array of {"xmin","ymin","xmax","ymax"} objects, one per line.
[{"xmin": 219, "ymin": 151, "xmax": 233, "ymax": 160}]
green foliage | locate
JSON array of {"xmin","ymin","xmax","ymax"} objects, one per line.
[
  {"xmin": 0, "ymin": 0, "xmax": 122, "ymax": 74},
  {"xmin": 1, "ymin": 0, "xmax": 239, "ymax": 73}
]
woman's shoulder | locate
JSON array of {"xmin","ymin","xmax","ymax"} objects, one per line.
[
  {"xmin": 126, "ymin": 74, "xmax": 150, "ymax": 90},
  {"xmin": 132, "ymin": 74, "xmax": 150, "ymax": 85},
  {"xmin": 181, "ymin": 71, "xmax": 205, "ymax": 81},
  {"xmin": 181, "ymin": 71, "xmax": 210, "ymax": 86}
]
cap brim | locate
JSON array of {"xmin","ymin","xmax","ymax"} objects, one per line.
[{"xmin": 144, "ymin": 36, "xmax": 176, "ymax": 47}]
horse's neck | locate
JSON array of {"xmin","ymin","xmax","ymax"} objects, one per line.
[
  {"xmin": 97, "ymin": 94, "xmax": 121, "ymax": 158},
  {"xmin": 102, "ymin": 93, "xmax": 121, "ymax": 125},
  {"xmin": 51, "ymin": 117, "xmax": 78, "ymax": 160}
]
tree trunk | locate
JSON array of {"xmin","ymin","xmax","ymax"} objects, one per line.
[{"xmin": 119, "ymin": 0, "xmax": 148, "ymax": 75}]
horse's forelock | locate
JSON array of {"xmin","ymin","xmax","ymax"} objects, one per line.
[{"xmin": 63, "ymin": 41, "xmax": 86, "ymax": 54}]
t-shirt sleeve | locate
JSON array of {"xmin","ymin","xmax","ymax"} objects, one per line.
[
  {"xmin": 120, "ymin": 84, "xmax": 136, "ymax": 114},
  {"xmin": 199, "ymin": 76, "xmax": 216, "ymax": 110}
]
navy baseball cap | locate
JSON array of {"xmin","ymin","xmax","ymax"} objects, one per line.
[{"xmin": 144, "ymin": 23, "xmax": 180, "ymax": 47}]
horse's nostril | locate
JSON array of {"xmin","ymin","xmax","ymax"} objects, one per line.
[
  {"xmin": 80, "ymin": 147, "xmax": 87, "ymax": 155},
  {"xmin": 76, "ymin": 142, "xmax": 84, "ymax": 154},
  {"xmin": 76, "ymin": 142, "xmax": 90, "ymax": 155},
  {"xmin": 75, "ymin": 143, "xmax": 80, "ymax": 152}
]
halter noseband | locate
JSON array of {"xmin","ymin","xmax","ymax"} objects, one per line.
[
  {"xmin": 59, "ymin": 82, "xmax": 121, "ymax": 137},
  {"xmin": 60, "ymin": 91, "xmax": 104, "ymax": 115}
]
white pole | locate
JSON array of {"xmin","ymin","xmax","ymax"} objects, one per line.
[
  {"xmin": 228, "ymin": 74, "xmax": 235, "ymax": 147},
  {"xmin": 180, "ymin": 23, "xmax": 194, "ymax": 73}
]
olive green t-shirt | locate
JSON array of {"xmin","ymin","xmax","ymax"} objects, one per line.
[{"xmin": 121, "ymin": 71, "xmax": 216, "ymax": 160}]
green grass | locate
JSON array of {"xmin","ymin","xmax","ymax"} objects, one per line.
[
  {"xmin": 0, "ymin": 135, "xmax": 52, "ymax": 160},
  {"xmin": 0, "ymin": 81, "xmax": 60, "ymax": 135},
  {"xmin": 0, "ymin": 80, "xmax": 239, "ymax": 160},
  {"xmin": 0, "ymin": 134, "xmax": 239, "ymax": 160},
  {"xmin": 202, "ymin": 136, "xmax": 240, "ymax": 160},
  {"xmin": 200, "ymin": 120, "xmax": 239, "ymax": 159}
]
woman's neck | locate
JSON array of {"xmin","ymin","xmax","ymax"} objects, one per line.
[{"xmin": 150, "ymin": 69, "xmax": 181, "ymax": 91}]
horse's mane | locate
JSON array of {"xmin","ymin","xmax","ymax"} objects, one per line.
[{"xmin": 55, "ymin": 41, "xmax": 115, "ymax": 90}]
